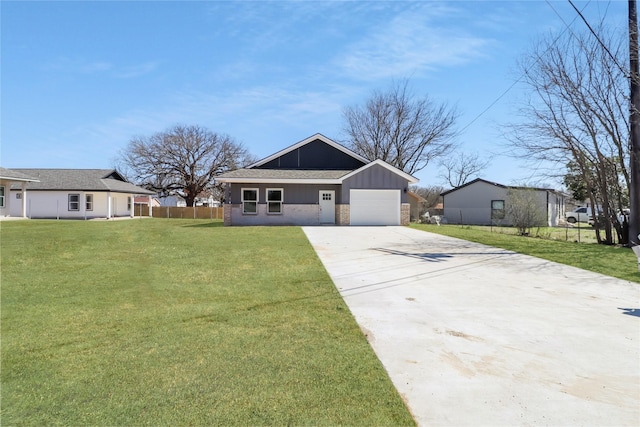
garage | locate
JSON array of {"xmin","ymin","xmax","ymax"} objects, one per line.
[{"xmin": 350, "ymin": 189, "xmax": 401, "ymax": 225}]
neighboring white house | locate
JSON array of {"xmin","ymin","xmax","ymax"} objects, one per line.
[
  {"xmin": 442, "ymin": 178, "xmax": 567, "ymax": 226},
  {"xmin": 157, "ymin": 194, "xmax": 187, "ymax": 207},
  {"xmin": 0, "ymin": 167, "xmax": 40, "ymax": 218},
  {"xmin": 8, "ymin": 169, "xmax": 154, "ymax": 219}
]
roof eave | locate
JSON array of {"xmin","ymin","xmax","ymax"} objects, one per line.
[
  {"xmin": 0, "ymin": 176, "xmax": 40, "ymax": 183},
  {"xmin": 340, "ymin": 159, "xmax": 419, "ymax": 184}
]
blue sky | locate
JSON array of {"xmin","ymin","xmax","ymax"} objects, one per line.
[{"xmin": 1, "ymin": 1, "xmax": 629, "ymax": 188}]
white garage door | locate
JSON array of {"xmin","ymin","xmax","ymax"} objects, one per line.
[{"xmin": 350, "ymin": 189, "xmax": 401, "ymax": 226}]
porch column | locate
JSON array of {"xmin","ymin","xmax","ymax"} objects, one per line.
[
  {"xmin": 107, "ymin": 192, "xmax": 112, "ymax": 219},
  {"xmin": 21, "ymin": 183, "xmax": 27, "ymax": 218},
  {"xmin": 130, "ymin": 195, "xmax": 134, "ymax": 218},
  {"xmin": 148, "ymin": 195, "xmax": 153, "ymax": 217}
]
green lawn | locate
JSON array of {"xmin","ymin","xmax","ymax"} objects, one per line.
[
  {"xmin": 411, "ymin": 223, "xmax": 639, "ymax": 283},
  {"xmin": 1, "ymin": 219, "xmax": 415, "ymax": 426}
]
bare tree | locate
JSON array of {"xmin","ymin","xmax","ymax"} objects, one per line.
[
  {"xmin": 506, "ymin": 187, "xmax": 546, "ymax": 236},
  {"xmin": 410, "ymin": 185, "xmax": 445, "ymax": 208},
  {"xmin": 342, "ymin": 79, "xmax": 459, "ymax": 175},
  {"xmin": 120, "ymin": 125, "xmax": 252, "ymax": 207},
  {"xmin": 507, "ymin": 26, "xmax": 630, "ymax": 244},
  {"xmin": 438, "ymin": 151, "xmax": 490, "ymax": 188},
  {"xmin": 409, "ymin": 185, "xmax": 445, "ymax": 220}
]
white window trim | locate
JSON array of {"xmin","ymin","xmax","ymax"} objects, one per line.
[
  {"xmin": 266, "ymin": 188, "xmax": 283, "ymax": 215},
  {"xmin": 0, "ymin": 186, "xmax": 5, "ymax": 208},
  {"xmin": 241, "ymin": 187, "xmax": 259, "ymax": 215},
  {"xmin": 86, "ymin": 194, "xmax": 94, "ymax": 211},
  {"xmin": 68, "ymin": 193, "xmax": 80, "ymax": 211}
]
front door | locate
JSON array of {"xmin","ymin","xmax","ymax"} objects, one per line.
[{"xmin": 319, "ymin": 190, "xmax": 335, "ymax": 224}]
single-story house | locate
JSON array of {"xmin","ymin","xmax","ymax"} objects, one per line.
[
  {"xmin": 0, "ymin": 167, "xmax": 40, "ymax": 218},
  {"xmin": 441, "ymin": 178, "xmax": 567, "ymax": 226},
  {"xmin": 9, "ymin": 169, "xmax": 155, "ymax": 219},
  {"xmin": 134, "ymin": 196, "xmax": 161, "ymax": 207},
  {"xmin": 407, "ymin": 191, "xmax": 428, "ymax": 222},
  {"xmin": 216, "ymin": 133, "xmax": 418, "ymax": 226},
  {"xmin": 157, "ymin": 194, "xmax": 187, "ymax": 207}
]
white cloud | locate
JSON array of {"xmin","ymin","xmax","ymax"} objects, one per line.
[
  {"xmin": 115, "ymin": 61, "xmax": 160, "ymax": 79},
  {"xmin": 66, "ymin": 80, "xmax": 355, "ymax": 163},
  {"xmin": 335, "ymin": 6, "xmax": 494, "ymax": 80},
  {"xmin": 45, "ymin": 57, "xmax": 158, "ymax": 79},
  {"xmin": 45, "ymin": 57, "xmax": 113, "ymax": 73}
]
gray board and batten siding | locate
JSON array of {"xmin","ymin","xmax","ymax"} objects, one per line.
[
  {"xmin": 342, "ymin": 163, "xmax": 410, "ymax": 204},
  {"xmin": 228, "ymin": 183, "xmax": 343, "ymax": 205}
]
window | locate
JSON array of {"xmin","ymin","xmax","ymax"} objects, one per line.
[
  {"xmin": 16, "ymin": 192, "xmax": 22, "ymax": 200},
  {"xmin": 322, "ymin": 192, "xmax": 332, "ymax": 201},
  {"xmin": 86, "ymin": 194, "xmax": 94, "ymax": 211},
  {"xmin": 491, "ymin": 200, "xmax": 505, "ymax": 220},
  {"xmin": 127, "ymin": 196, "xmax": 132, "ymax": 211},
  {"xmin": 267, "ymin": 188, "xmax": 283, "ymax": 214},
  {"xmin": 68, "ymin": 194, "xmax": 80, "ymax": 211},
  {"xmin": 0, "ymin": 186, "xmax": 5, "ymax": 208},
  {"xmin": 242, "ymin": 188, "xmax": 258, "ymax": 214}
]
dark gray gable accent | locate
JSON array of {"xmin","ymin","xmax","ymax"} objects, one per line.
[{"xmin": 256, "ymin": 138, "xmax": 366, "ymax": 170}]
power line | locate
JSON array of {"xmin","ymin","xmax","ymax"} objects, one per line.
[
  {"xmin": 459, "ymin": 1, "xmax": 586, "ymax": 134},
  {"xmin": 567, "ymin": 0, "xmax": 627, "ymax": 76}
]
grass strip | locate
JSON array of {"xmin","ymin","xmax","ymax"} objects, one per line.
[{"xmin": 411, "ymin": 223, "xmax": 639, "ymax": 283}]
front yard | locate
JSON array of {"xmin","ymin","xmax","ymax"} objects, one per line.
[{"xmin": 1, "ymin": 219, "xmax": 414, "ymax": 426}]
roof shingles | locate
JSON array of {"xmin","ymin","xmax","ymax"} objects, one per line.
[
  {"xmin": 8, "ymin": 169, "xmax": 154, "ymax": 194},
  {"xmin": 217, "ymin": 169, "xmax": 353, "ymax": 180}
]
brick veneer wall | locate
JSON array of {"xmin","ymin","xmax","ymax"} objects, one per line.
[
  {"xmin": 401, "ymin": 203, "xmax": 410, "ymax": 226},
  {"xmin": 224, "ymin": 204, "xmax": 233, "ymax": 226},
  {"xmin": 336, "ymin": 204, "xmax": 350, "ymax": 225}
]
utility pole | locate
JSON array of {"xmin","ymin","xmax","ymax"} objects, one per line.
[{"xmin": 629, "ymin": 0, "xmax": 640, "ymax": 245}]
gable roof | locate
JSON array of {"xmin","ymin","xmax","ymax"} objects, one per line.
[
  {"xmin": 0, "ymin": 167, "xmax": 40, "ymax": 182},
  {"xmin": 217, "ymin": 159, "xmax": 418, "ymax": 184},
  {"xmin": 340, "ymin": 159, "xmax": 418, "ymax": 184},
  {"xmin": 217, "ymin": 133, "xmax": 419, "ymax": 184},
  {"xmin": 441, "ymin": 178, "xmax": 560, "ymax": 196},
  {"xmin": 8, "ymin": 169, "xmax": 155, "ymax": 194},
  {"xmin": 407, "ymin": 191, "xmax": 427, "ymax": 203},
  {"xmin": 248, "ymin": 133, "xmax": 369, "ymax": 168}
]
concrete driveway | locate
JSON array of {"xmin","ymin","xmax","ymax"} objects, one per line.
[{"xmin": 303, "ymin": 226, "xmax": 640, "ymax": 426}]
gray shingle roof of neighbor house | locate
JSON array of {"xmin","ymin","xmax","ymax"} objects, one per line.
[
  {"xmin": 8, "ymin": 169, "xmax": 155, "ymax": 195},
  {"xmin": 440, "ymin": 178, "xmax": 563, "ymax": 196},
  {"xmin": 0, "ymin": 167, "xmax": 40, "ymax": 182}
]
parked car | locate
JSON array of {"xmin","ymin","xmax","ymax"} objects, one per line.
[
  {"xmin": 565, "ymin": 207, "xmax": 592, "ymax": 223},
  {"xmin": 588, "ymin": 208, "xmax": 630, "ymax": 227}
]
